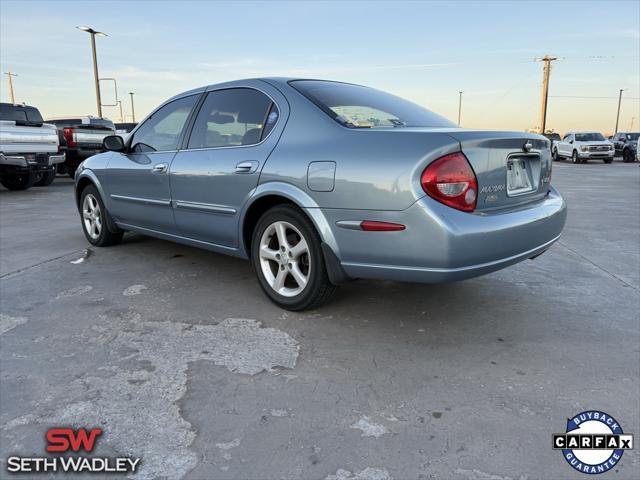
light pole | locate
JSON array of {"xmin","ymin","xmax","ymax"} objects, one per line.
[
  {"xmin": 4, "ymin": 71, "xmax": 17, "ymax": 103},
  {"xmin": 76, "ymin": 26, "xmax": 107, "ymax": 118},
  {"xmin": 117, "ymin": 100, "xmax": 124, "ymax": 123},
  {"xmin": 128, "ymin": 92, "xmax": 136, "ymax": 122},
  {"xmin": 614, "ymin": 89, "xmax": 624, "ymax": 134},
  {"xmin": 457, "ymin": 91, "xmax": 463, "ymax": 126}
]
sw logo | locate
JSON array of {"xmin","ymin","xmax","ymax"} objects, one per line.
[
  {"xmin": 553, "ymin": 411, "xmax": 634, "ymax": 474},
  {"xmin": 46, "ymin": 427, "xmax": 102, "ymax": 452},
  {"xmin": 5, "ymin": 426, "xmax": 140, "ymax": 474}
]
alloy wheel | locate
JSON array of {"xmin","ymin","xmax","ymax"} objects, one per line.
[
  {"xmin": 82, "ymin": 193, "xmax": 102, "ymax": 240},
  {"xmin": 258, "ymin": 221, "xmax": 311, "ymax": 297}
]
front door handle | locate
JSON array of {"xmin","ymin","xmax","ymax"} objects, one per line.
[
  {"xmin": 235, "ymin": 161, "xmax": 258, "ymax": 174},
  {"xmin": 152, "ymin": 163, "xmax": 168, "ymax": 174}
]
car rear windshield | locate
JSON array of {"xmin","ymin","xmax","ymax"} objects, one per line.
[
  {"xmin": 289, "ymin": 80, "xmax": 455, "ymax": 128},
  {"xmin": 575, "ymin": 133, "xmax": 605, "ymax": 142},
  {"xmin": 0, "ymin": 103, "xmax": 44, "ymax": 125}
]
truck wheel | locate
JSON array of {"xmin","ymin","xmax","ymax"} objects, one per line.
[
  {"xmin": 34, "ymin": 168, "xmax": 57, "ymax": 187},
  {"xmin": 623, "ymin": 149, "xmax": 634, "ymax": 163},
  {"xmin": 0, "ymin": 172, "xmax": 36, "ymax": 191},
  {"xmin": 67, "ymin": 168, "xmax": 77, "ymax": 179},
  {"xmin": 552, "ymin": 148, "xmax": 559, "ymax": 161},
  {"xmin": 251, "ymin": 205, "xmax": 337, "ymax": 311},
  {"xmin": 80, "ymin": 185, "xmax": 123, "ymax": 247},
  {"xmin": 572, "ymin": 151, "xmax": 580, "ymax": 164},
  {"xmin": 603, "ymin": 158, "xmax": 613, "ymax": 164}
]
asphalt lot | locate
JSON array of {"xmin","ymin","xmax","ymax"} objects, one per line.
[{"xmin": 1, "ymin": 160, "xmax": 639, "ymax": 480}]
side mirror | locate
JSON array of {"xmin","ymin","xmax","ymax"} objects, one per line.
[
  {"xmin": 621, "ymin": 138, "xmax": 627, "ymax": 143},
  {"xmin": 103, "ymin": 135, "xmax": 125, "ymax": 152},
  {"xmin": 569, "ymin": 139, "xmax": 574, "ymax": 144}
]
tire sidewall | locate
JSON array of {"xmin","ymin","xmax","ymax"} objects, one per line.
[
  {"xmin": 572, "ymin": 151, "xmax": 579, "ymax": 164},
  {"xmin": 80, "ymin": 185, "xmax": 109, "ymax": 246},
  {"xmin": 251, "ymin": 206, "xmax": 325, "ymax": 310}
]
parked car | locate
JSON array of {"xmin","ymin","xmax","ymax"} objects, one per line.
[
  {"xmin": 115, "ymin": 122, "xmax": 138, "ymax": 134},
  {"xmin": 543, "ymin": 132, "xmax": 561, "ymax": 152},
  {"xmin": 0, "ymin": 103, "xmax": 65, "ymax": 190},
  {"xmin": 46, "ymin": 116, "xmax": 115, "ymax": 177},
  {"xmin": 611, "ymin": 132, "xmax": 639, "ymax": 163},
  {"xmin": 74, "ymin": 78, "xmax": 566, "ymax": 310},
  {"xmin": 553, "ymin": 131, "xmax": 614, "ymax": 164}
]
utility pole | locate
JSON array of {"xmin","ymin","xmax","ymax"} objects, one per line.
[
  {"xmin": 614, "ymin": 89, "xmax": 624, "ymax": 134},
  {"xmin": 457, "ymin": 91, "xmax": 463, "ymax": 126},
  {"xmin": 117, "ymin": 100, "xmax": 124, "ymax": 123},
  {"xmin": 77, "ymin": 26, "xmax": 107, "ymax": 118},
  {"xmin": 128, "ymin": 92, "xmax": 136, "ymax": 122},
  {"xmin": 535, "ymin": 55, "xmax": 558, "ymax": 134},
  {"xmin": 4, "ymin": 71, "xmax": 17, "ymax": 103}
]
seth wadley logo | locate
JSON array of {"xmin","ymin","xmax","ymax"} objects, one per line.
[
  {"xmin": 553, "ymin": 411, "xmax": 634, "ymax": 475},
  {"xmin": 6, "ymin": 427, "xmax": 140, "ymax": 474}
]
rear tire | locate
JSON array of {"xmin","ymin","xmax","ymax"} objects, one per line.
[
  {"xmin": 34, "ymin": 167, "xmax": 57, "ymax": 186},
  {"xmin": 251, "ymin": 205, "xmax": 337, "ymax": 311},
  {"xmin": 0, "ymin": 172, "xmax": 36, "ymax": 190},
  {"xmin": 79, "ymin": 185, "xmax": 123, "ymax": 247}
]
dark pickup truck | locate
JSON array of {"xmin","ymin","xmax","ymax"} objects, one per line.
[{"xmin": 46, "ymin": 117, "xmax": 115, "ymax": 177}]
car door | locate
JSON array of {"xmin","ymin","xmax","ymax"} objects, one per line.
[
  {"xmin": 170, "ymin": 84, "xmax": 287, "ymax": 248},
  {"xmin": 560, "ymin": 134, "xmax": 572, "ymax": 156},
  {"xmin": 105, "ymin": 94, "xmax": 200, "ymax": 233}
]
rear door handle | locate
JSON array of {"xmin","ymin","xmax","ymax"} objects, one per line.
[
  {"xmin": 152, "ymin": 163, "xmax": 168, "ymax": 174},
  {"xmin": 235, "ymin": 161, "xmax": 258, "ymax": 174}
]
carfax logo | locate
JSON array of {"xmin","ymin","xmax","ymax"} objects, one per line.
[
  {"xmin": 6, "ymin": 427, "xmax": 140, "ymax": 474},
  {"xmin": 553, "ymin": 411, "xmax": 634, "ymax": 474}
]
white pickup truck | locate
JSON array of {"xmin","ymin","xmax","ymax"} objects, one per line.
[
  {"xmin": 0, "ymin": 103, "xmax": 65, "ymax": 190},
  {"xmin": 552, "ymin": 131, "xmax": 614, "ymax": 164}
]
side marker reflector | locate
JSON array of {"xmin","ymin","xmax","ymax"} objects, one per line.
[{"xmin": 360, "ymin": 221, "xmax": 406, "ymax": 231}]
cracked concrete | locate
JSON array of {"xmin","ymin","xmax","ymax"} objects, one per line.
[
  {"xmin": 1, "ymin": 312, "xmax": 298, "ymax": 479},
  {"xmin": 1, "ymin": 163, "xmax": 639, "ymax": 479}
]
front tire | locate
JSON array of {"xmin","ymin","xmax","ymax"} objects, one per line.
[
  {"xmin": 623, "ymin": 149, "xmax": 634, "ymax": 163},
  {"xmin": 552, "ymin": 148, "xmax": 559, "ymax": 161},
  {"xmin": 0, "ymin": 172, "xmax": 36, "ymax": 190},
  {"xmin": 251, "ymin": 205, "xmax": 337, "ymax": 311},
  {"xmin": 79, "ymin": 185, "xmax": 123, "ymax": 246},
  {"xmin": 572, "ymin": 150, "xmax": 580, "ymax": 164},
  {"xmin": 603, "ymin": 157, "xmax": 613, "ymax": 164}
]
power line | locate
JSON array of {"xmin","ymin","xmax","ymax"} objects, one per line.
[{"xmin": 549, "ymin": 95, "xmax": 640, "ymax": 99}]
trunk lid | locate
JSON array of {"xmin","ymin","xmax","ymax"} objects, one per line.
[
  {"xmin": 0, "ymin": 121, "xmax": 59, "ymax": 154},
  {"xmin": 442, "ymin": 130, "xmax": 552, "ymax": 212}
]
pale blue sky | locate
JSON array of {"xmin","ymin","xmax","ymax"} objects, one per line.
[{"xmin": 1, "ymin": 0, "xmax": 638, "ymax": 133}]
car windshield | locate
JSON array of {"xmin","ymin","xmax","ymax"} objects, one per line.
[
  {"xmin": 625, "ymin": 133, "xmax": 639, "ymax": 141},
  {"xmin": 0, "ymin": 103, "xmax": 44, "ymax": 125},
  {"xmin": 575, "ymin": 133, "xmax": 605, "ymax": 142},
  {"xmin": 290, "ymin": 80, "xmax": 455, "ymax": 128}
]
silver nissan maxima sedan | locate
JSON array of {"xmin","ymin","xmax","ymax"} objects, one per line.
[{"xmin": 74, "ymin": 78, "xmax": 566, "ymax": 310}]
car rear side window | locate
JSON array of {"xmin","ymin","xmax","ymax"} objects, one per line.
[
  {"xmin": 290, "ymin": 80, "xmax": 455, "ymax": 128},
  {"xmin": 131, "ymin": 95, "xmax": 199, "ymax": 153},
  {"xmin": 187, "ymin": 88, "xmax": 275, "ymax": 149}
]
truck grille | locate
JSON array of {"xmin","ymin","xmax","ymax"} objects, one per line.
[{"xmin": 589, "ymin": 145, "xmax": 610, "ymax": 152}]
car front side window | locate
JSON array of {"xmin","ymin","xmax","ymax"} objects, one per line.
[
  {"xmin": 187, "ymin": 88, "xmax": 275, "ymax": 149},
  {"xmin": 130, "ymin": 95, "xmax": 198, "ymax": 153}
]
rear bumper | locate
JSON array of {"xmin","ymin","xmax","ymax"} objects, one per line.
[
  {"xmin": 322, "ymin": 186, "xmax": 567, "ymax": 283},
  {"xmin": 0, "ymin": 152, "xmax": 65, "ymax": 167}
]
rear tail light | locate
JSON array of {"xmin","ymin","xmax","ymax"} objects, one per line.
[
  {"xmin": 63, "ymin": 127, "xmax": 77, "ymax": 148},
  {"xmin": 421, "ymin": 152, "xmax": 477, "ymax": 212}
]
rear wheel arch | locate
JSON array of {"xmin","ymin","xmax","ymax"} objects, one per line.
[
  {"xmin": 76, "ymin": 177, "xmax": 95, "ymax": 211},
  {"xmin": 242, "ymin": 194, "xmax": 300, "ymax": 256}
]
